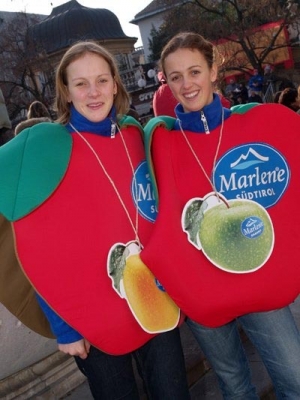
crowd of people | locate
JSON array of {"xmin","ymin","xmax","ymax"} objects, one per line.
[
  {"xmin": 0, "ymin": 33, "xmax": 300, "ymax": 400},
  {"xmin": 222, "ymin": 64, "xmax": 299, "ymax": 109}
]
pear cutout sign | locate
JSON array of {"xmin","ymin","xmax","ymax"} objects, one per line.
[
  {"xmin": 182, "ymin": 193, "xmax": 275, "ymax": 273},
  {"xmin": 108, "ymin": 241, "xmax": 180, "ymax": 332}
]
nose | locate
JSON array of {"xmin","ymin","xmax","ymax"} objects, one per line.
[
  {"xmin": 88, "ymin": 84, "xmax": 99, "ymax": 97},
  {"xmin": 182, "ymin": 75, "xmax": 192, "ymax": 89}
]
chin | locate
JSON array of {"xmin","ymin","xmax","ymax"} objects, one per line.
[
  {"xmin": 88, "ymin": 114, "xmax": 106, "ymax": 123},
  {"xmin": 183, "ymin": 100, "xmax": 206, "ymax": 113},
  {"xmin": 184, "ymin": 105, "xmax": 202, "ymax": 113}
]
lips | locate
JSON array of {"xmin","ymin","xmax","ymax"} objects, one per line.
[
  {"xmin": 183, "ymin": 90, "xmax": 199, "ymax": 99},
  {"xmin": 88, "ymin": 102, "xmax": 103, "ymax": 109}
]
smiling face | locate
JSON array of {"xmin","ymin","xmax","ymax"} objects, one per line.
[
  {"xmin": 164, "ymin": 48, "xmax": 217, "ymax": 113},
  {"xmin": 66, "ymin": 52, "xmax": 117, "ymax": 123}
]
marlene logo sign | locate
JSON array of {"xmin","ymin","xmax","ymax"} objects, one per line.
[
  {"xmin": 214, "ymin": 143, "xmax": 290, "ymax": 209},
  {"xmin": 132, "ymin": 160, "xmax": 158, "ymax": 222}
]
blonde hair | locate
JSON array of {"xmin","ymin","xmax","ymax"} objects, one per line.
[{"xmin": 54, "ymin": 41, "xmax": 130, "ymax": 124}]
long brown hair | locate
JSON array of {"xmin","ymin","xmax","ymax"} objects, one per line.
[{"xmin": 54, "ymin": 41, "xmax": 130, "ymax": 124}]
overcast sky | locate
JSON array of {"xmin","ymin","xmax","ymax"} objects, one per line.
[{"xmin": 1, "ymin": 0, "xmax": 152, "ymax": 46}]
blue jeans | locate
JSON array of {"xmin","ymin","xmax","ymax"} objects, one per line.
[
  {"xmin": 187, "ymin": 304, "xmax": 300, "ymax": 400},
  {"xmin": 75, "ymin": 328, "xmax": 190, "ymax": 400}
]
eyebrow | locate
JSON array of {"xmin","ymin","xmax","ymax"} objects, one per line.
[
  {"xmin": 70, "ymin": 73, "xmax": 111, "ymax": 82},
  {"xmin": 168, "ymin": 65, "xmax": 202, "ymax": 76}
]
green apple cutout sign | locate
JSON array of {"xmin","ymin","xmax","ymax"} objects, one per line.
[{"xmin": 182, "ymin": 193, "xmax": 275, "ymax": 273}]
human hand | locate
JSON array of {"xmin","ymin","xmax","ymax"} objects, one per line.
[{"xmin": 58, "ymin": 338, "xmax": 91, "ymax": 359}]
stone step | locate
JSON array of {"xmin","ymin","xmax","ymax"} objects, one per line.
[{"xmin": 0, "ymin": 352, "xmax": 85, "ymax": 400}]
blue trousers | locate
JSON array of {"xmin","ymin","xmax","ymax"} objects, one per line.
[
  {"xmin": 187, "ymin": 303, "xmax": 300, "ymax": 399},
  {"xmin": 74, "ymin": 328, "xmax": 190, "ymax": 400}
]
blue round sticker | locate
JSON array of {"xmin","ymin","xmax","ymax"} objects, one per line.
[{"xmin": 241, "ymin": 216, "xmax": 264, "ymax": 239}]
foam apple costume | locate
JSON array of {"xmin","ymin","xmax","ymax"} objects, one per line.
[
  {"xmin": 142, "ymin": 103, "xmax": 300, "ymax": 327},
  {"xmin": 0, "ymin": 117, "xmax": 180, "ymax": 354}
]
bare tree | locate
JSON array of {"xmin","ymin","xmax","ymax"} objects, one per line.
[
  {"xmin": 0, "ymin": 12, "xmax": 55, "ymax": 123},
  {"xmin": 149, "ymin": 0, "xmax": 300, "ymax": 76}
]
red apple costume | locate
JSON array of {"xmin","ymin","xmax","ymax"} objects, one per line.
[
  {"xmin": 0, "ymin": 117, "xmax": 181, "ymax": 354},
  {"xmin": 142, "ymin": 102, "xmax": 300, "ymax": 327}
]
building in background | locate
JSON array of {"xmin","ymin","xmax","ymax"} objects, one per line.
[
  {"xmin": 30, "ymin": 0, "xmax": 161, "ymax": 122},
  {"xmin": 131, "ymin": 0, "xmax": 185, "ymax": 62},
  {"xmin": 0, "ymin": 0, "xmax": 160, "ymax": 129}
]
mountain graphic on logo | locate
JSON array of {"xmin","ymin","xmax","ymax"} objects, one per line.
[
  {"xmin": 230, "ymin": 147, "xmax": 269, "ymax": 170},
  {"xmin": 246, "ymin": 218, "xmax": 259, "ymax": 227}
]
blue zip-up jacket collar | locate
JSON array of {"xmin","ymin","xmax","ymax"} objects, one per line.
[
  {"xmin": 174, "ymin": 93, "xmax": 231, "ymax": 133},
  {"xmin": 66, "ymin": 105, "xmax": 117, "ymax": 136}
]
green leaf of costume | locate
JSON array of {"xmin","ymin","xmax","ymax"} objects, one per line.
[
  {"xmin": 119, "ymin": 115, "xmax": 143, "ymax": 130},
  {"xmin": 143, "ymin": 116, "xmax": 176, "ymax": 205},
  {"xmin": 231, "ymin": 102, "xmax": 261, "ymax": 114},
  {"xmin": 0, "ymin": 122, "xmax": 72, "ymax": 221}
]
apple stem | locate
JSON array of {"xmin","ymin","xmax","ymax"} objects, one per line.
[
  {"xmin": 220, "ymin": 195, "xmax": 230, "ymax": 209},
  {"xmin": 210, "ymin": 192, "xmax": 230, "ymax": 208}
]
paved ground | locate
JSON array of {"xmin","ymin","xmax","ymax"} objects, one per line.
[{"xmin": 62, "ymin": 297, "xmax": 300, "ymax": 399}]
